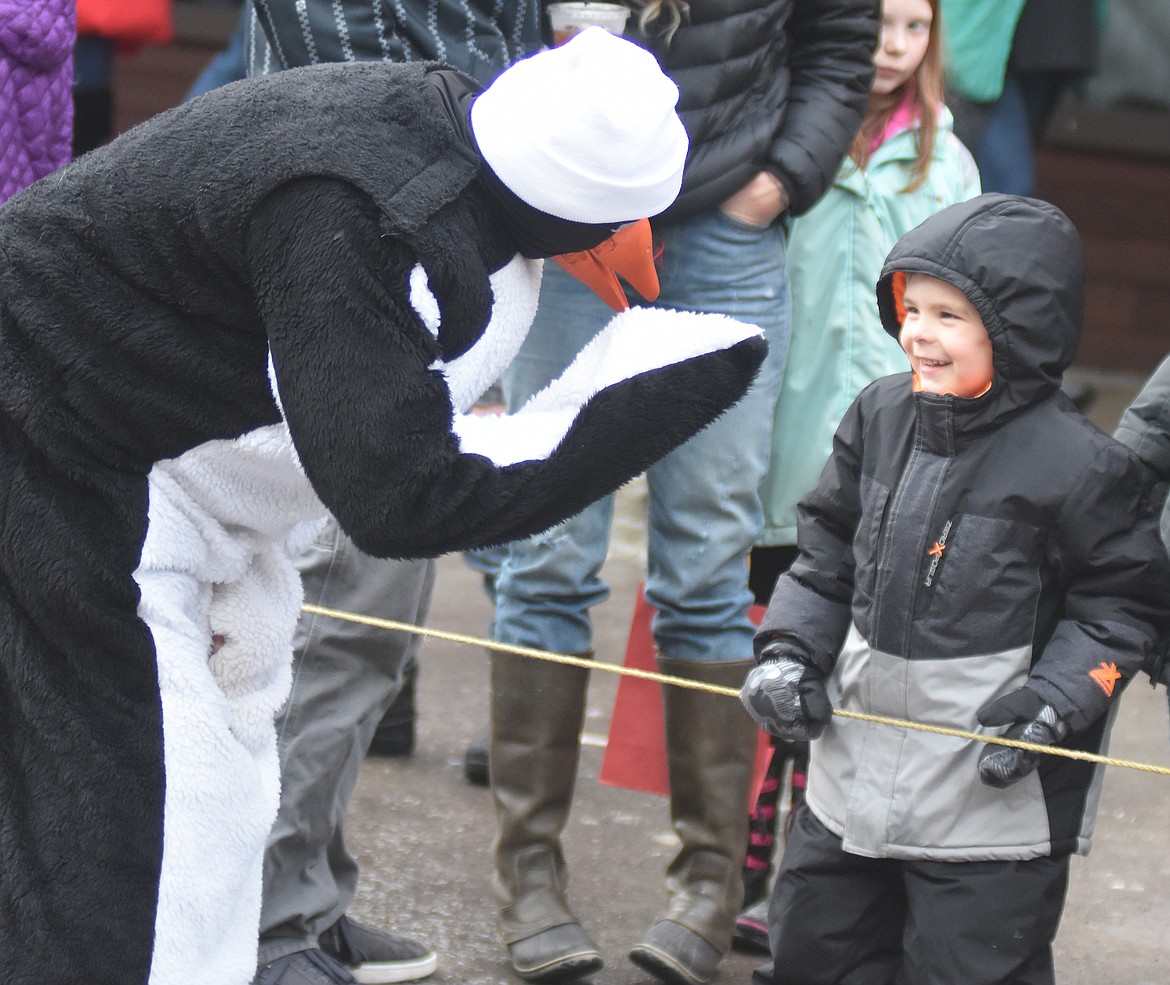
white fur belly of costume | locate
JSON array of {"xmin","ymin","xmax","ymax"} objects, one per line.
[
  {"xmin": 418, "ymin": 253, "xmax": 543, "ymax": 413},
  {"xmin": 131, "ymin": 255, "xmax": 540, "ymax": 984},
  {"xmin": 135, "ymin": 424, "xmax": 326, "ymax": 985}
]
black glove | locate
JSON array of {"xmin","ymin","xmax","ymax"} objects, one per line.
[
  {"xmin": 740, "ymin": 644, "xmax": 833, "ymax": 742},
  {"xmin": 976, "ymin": 686, "xmax": 1069, "ymax": 788}
]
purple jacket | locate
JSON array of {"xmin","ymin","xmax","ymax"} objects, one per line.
[{"xmin": 0, "ymin": 0, "xmax": 74, "ymax": 204}]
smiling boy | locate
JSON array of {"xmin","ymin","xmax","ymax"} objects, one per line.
[
  {"xmin": 898, "ymin": 270, "xmax": 994, "ymax": 396},
  {"xmin": 740, "ymin": 194, "xmax": 1170, "ymax": 984}
]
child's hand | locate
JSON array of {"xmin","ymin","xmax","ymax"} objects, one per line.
[
  {"xmin": 976, "ymin": 686, "xmax": 1069, "ymax": 788},
  {"xmin": 740, "ymin": 646, "xmax": 832, "ymax": 741}
]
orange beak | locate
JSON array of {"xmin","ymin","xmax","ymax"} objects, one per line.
[{"xmin": 552, "ymin": 218, "xmax": 659, "ymax": 312}]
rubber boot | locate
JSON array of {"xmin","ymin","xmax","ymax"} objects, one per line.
[
  {"xmin": 490, "ymin": 649, "xmax": 602, "ymax": 983},
  {"xmin": 630, "ymin": 657, "xmax": 758, "ymax": 985}
]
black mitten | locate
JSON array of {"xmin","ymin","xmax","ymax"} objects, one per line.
[
  {"xmin": 976, "ymin": 686, "xmax": 1070, "ymax": 788},
  {"xmin": 740, "ymin": 642, "xmax": 833, "ymax": 742}
]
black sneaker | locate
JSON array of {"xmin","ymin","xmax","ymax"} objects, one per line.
[
  {"xmin": 732, "ymin": 898, "xmax": 770, "ymax": 955},
  {"xmin": 253, "ymin": 948, "xmax": 357, "ymax": 985},
  {"xmin": 319, "ymin": 915, "xmax": 438, "ymax": 984}
]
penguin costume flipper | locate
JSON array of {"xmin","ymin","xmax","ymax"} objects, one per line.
[
  {"xmin": 253, "ymin": 180, "xmax": 766, "ymax": 561},
  {"xmin": 448, "ymin": 305, "xmax": 768, "ymax": 539},
  {"xmin": 277, "ymin": 315, "xmax": 764, "ymax": 559},
  {"xmin": 273, "ymin": 291, "xmax": 764, "ymax": 560}
]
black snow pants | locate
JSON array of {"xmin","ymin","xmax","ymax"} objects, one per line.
[{"xmin": 752, "ymin": 806, "xmax": 1070, "ymax": 985}]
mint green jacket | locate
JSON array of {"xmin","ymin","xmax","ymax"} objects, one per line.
[
  {"xmin": 939, "ymin": 0, "xmax": 1027, "ymax": 103},
  {"xmin": 757, "ymin": 112, "xmax": 981, "ymax": 547},
  {"xmin": 939, "ymin": 0, "xmax": 1110, "ymax": 102}
]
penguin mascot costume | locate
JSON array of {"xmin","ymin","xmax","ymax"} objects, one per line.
[{"xmin": 0, "ymin": 28, "xmax": 767, "ymax": 985}]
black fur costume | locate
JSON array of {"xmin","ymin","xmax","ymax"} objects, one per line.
[{"xmin": 0, "ymin": 62, "xmax": 765, "ymax": 984}]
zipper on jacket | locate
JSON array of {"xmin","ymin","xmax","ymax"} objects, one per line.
[{"xmin": 871, "ymin": 424, "xmax": 952, "ymax": 656}]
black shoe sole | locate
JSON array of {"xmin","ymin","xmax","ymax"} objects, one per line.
[
  {"xmin": 514, "ymin": 952, "xmax": 603, "ymax": 984},
  {"xmin": 629, "ymin": 945, "xmax": 703, "ymax": 985},
  {"xmin": 730, "ymin": 928, "xmax": 770, "ymax": 955}
]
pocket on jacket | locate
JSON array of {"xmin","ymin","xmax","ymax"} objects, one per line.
[{"xmin": 915, "ymin": 513, "xmax": 1043, "ymax": 653}]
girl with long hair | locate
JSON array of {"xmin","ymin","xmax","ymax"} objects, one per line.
[{"xmin": 754, "ymin": 0, "xmax": 979, "ymax": 591}]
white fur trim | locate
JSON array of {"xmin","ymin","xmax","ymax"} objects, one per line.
[
  {"xmin": 452, "ymin": 306, "xmax": 762, "ymax": 466},
  {"xmin": 426, "ymin": 255, "xmax": 543, "ymax": 412},
  {"xmin": 409, "ymin": 263, "xmax": 441, "ymax": 338}
]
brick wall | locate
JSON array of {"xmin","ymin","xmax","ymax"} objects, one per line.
[
  {"xmin": 1037, "ymin": 142, "xmax": 1170, "ymax": 376},
  {"xmin": 109, "ymin": 2, "xmax": 236, "ymax": 135}
]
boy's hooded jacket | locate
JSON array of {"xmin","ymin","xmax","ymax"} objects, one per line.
[
  {"xmin": 0, "ymin": 61, "xmax": 764, "ymax": 985},
  {"xmin": 758, "ymin": 194, "xmax": 1170, "ymax": 863}
]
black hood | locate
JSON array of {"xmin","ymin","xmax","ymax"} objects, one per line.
[{"xmin": 876, "ymin": 194, "xmax": 1084, "ymax": 428}]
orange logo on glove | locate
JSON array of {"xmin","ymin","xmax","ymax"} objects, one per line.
[{"xmin": 1089, "ymin": 661, "xmax": 1121, "ymax": 697}]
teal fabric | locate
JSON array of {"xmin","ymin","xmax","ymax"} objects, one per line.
[
  {"xmin": 941, "ymin": 0, "xmax": 1109, "ymax": 104},
  {"xmin": 939, "ymin": 0, "xmax": 1026, "ymax": 102},
  {"xmin": 757, "ymin": 111, "xmax": 981, "ymax": 547}
]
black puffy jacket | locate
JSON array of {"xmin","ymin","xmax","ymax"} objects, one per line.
[{"xmin": 626, "ymin": 0, "xmax": 878, "ymax": 221}]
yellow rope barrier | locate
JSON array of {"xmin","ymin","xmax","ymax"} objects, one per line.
[{"xmin": 302, "ymin": 602, "xmax": 1170, "ymax": 778}]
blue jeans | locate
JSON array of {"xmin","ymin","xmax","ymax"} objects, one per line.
[
  {"xmin": 72, "ymin": 35, "xmax": 114, "ymax": 91},
  {"xmin": 494, "ymin": 209, "xmax": 790, "ymax": 663},
  {"xmin": 974, "ymin": 74, "xmax": 1036, "ymax": 197}
]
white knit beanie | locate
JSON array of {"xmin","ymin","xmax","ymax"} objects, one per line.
[{"xmin": 469, "ymin": 28, "xmax": 688, "ymax": 224}]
